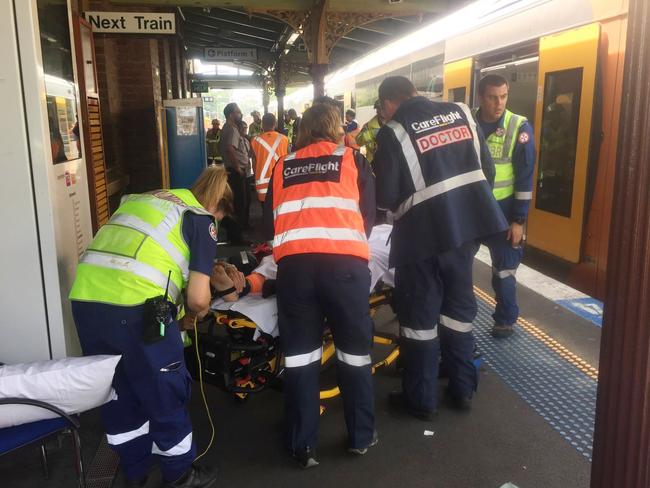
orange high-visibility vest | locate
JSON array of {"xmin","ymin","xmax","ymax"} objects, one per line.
[
  {"xmin": 251, "ymin": 131, "xmax": 289, "ymax": 201},
  {"xmin": 271, "ymin": 141, "xmax": 369, "ymax": 262},
  {"xmin": 344, "ymin": 127, "xmax": 361, "ymax": 149}
]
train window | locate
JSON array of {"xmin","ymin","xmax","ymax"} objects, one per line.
[
  {"xmin": 411, "ymin": 55, "xmax": 444, "ymax": 100},
  {"xmin": 448, "ymin": 87, "xmax": 466, "ymax": 103},
  {"xmin": 535, "ymin": 68, "xmax": 584, "ymax": 218}
]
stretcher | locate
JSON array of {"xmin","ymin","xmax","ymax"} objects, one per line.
[{"xmin": 189, "ymin": 225, "xmax": 399, "ymax": 404}]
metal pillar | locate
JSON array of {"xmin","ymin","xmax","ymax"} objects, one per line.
[
  {"xmin": 262, "ymin": 89, "xmax": 270, "ymax": 115},
  {"xmin": 310, "ymin": 63, "xmax": 328, "ymax": 99},
  {"xmin": 591, "ymin": 1, "xmax": 650, "ymax": 486},
  {"xmin": 275, "ymin": 86, "xmax": 286, "ymax": 133}
]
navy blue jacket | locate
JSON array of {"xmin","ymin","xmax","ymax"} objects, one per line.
[{"xmin": 374, "ymin": 96, "xmax": 508, "ymax": 267}]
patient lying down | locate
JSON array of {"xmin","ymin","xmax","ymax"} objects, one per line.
[{"xmin": 209, "ymin": 223, "xmax": 394, "ymax": 304}]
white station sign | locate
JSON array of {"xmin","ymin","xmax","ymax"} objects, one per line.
[
  {"xmin": 205, "ymin": 47, "xmax": 258, "ymax": 61},
  {"xmin": 85, "ymin": 12, "xmax": 176, "ymax": 34}
]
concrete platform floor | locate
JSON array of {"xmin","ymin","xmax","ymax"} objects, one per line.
[{"xmin": 0, "ymin": 257, "xmax": 599, "ymax": 488}]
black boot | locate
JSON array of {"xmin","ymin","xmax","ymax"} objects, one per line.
[
  {"xmin": 291, "ymin": 447, "xmax": 319, "ymax": 469},
  {"xmin": 163, "ymin": 464, "xmax": 218, "ymax": 488}
]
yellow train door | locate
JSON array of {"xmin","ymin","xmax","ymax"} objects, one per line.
[
  {"xmin": 527, "ymin": 23, "xmax": 601, "ymax": 263},
  {"xmin": 443, "ymin": 58, "xmax": 473, "ymax": 103}
]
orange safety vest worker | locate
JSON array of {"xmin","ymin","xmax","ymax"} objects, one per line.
[
  {"xmin": 344, "ymin": 127, "xmax": 361, "ymax": 149},
  {"xmin": 270, "ymin": 142, "xmax": 369, "ymax": 262},
  {"xmin": 251, "ymin": 131, "xmax": 289, "ymax": 201}
]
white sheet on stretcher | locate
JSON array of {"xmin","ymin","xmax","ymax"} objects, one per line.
[{"xmin": 211, "ymin": 224, "xmax": 394, "ymax": 339}]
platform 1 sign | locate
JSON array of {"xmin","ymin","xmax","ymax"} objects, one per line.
[
  {"xmin": 85, "ymin": 12, "xmax": 176, "ymax": 34},
  {"xmin": 205, "ymin": 47, "xmax": 257, "ymax": 61}
]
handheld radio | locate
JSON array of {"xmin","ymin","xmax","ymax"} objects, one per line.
[{"xmin": 142, "ymin": 270, "xmax": 173, "ymax": 344}]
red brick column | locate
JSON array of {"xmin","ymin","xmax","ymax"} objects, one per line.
[{"xmin": 591, "ymin": 0, "xmax": 650, "ymax": 486}]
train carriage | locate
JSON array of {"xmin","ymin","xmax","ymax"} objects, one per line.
[{"xmin": 314, "ymin": 0, "xmax": 628, "ymax": 299}]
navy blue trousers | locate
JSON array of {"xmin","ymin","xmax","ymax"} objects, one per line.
[
  {"xmin": 71, "ymin": 301, "xmax": 196, "ymax": 482},
  {"xmin": 276, "ymin": 254, "xmax": 375, "ymax": 452},
  {"xmin": 394, "ymin": 241, "xmax": 479, "ymax": 412},
  {"xmin": 484, "ymin": 231, "xmax": 524, "ymax": 326}
]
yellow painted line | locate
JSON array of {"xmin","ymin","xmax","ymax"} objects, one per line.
[{"xmin": 473, "ymin": 286, "xmax": 599, "ymax": 380}]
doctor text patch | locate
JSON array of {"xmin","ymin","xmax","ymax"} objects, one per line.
[{"xmin": 415, "ymin": 125, "xmax": 472, "ymax": 154}]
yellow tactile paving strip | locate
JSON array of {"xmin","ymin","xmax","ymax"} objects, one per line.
[{"xmin": 473, "ymin": 286, "xmax": 599, "ymax": 380}]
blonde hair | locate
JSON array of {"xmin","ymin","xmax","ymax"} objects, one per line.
[
  {"xmin": 295, "ymin": 103, "xmax": 343, "ymax": 149},
  {"xmin": 191, "ymin": 165, "xmax": 232, "ymax": 214}
]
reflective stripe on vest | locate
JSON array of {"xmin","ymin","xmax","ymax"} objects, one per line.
[
  {"xmin": 80, "ymin": 251, "xmax": 182, "ymax": 303},
  {"xmin": 254, "ymin": 134, "xmax": 283, "ymax": 187},
  {"xmin": 271, "ymin": 142, "xmax": 368, "ymax": 261},
  {"xmin": 484, "ymin": 110, "xmax": 526, "ymax": 200},
  {"xmin": 386, "ymin": 120, "xmax": 426, "ymax": 191},
  {"xmin": 392, "ymin": 103, "xmax": 485, "ymax": 221},
  {"xmin": 273, "ymin": 196, "xmax": 360, "ymax": 218},
  {"xmin": 69, "ymin": 189, "xmax": 212, "ymax": 306}
]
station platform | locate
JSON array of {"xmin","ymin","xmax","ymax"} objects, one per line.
[{"xmin": 0, "ymin": 251, "xmax": 600, "ymax": 488}]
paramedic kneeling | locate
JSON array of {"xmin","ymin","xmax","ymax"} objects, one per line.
[
  {"xmin": 264, "ymin": 103, "xmax": 376, "ymax": 468},
  {"xmin": 69, "ymin": 166, "xmax": 232, "ymax": 488},
  {"xmin": 373, "ymin": 76, "xmax": 508, "ymax": 417}
]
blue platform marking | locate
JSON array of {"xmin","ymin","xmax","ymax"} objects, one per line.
[
  {"xmin": 475, "ymin": 298, "xmax": 596, "ymax": 460},
  {"xmin": 556, "ymin": 298, "xmax": 603, "ymax": 327}
]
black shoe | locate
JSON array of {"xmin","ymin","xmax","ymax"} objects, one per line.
[
  {"xmin": 445, "ymin": 388, "xmax": 472, "ymax": 411},
  {"xmin": 388, "ymin": 391, "xmax": 436, "ymax": 421},
  {"xmin": 163, "ymin": 464, "xmax": 218, "ymax": 488},
  {"xmin": 491, "ymin": 323, "xmax": 514, "ymax": 338},
  {"xmin": 348, "ymin": 430, "xmax": 379, "ymax": 455},
  {"xmin": 292, "ymin": 447, "xmax": 319, "ymax": 469}
]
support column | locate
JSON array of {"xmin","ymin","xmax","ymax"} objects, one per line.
[
  {"xmin": 591, "ymin": 0, "xmax": 650, "ymax": 486},
  {"xmin": 309, "ymin": 63, "xmax": 328, "ymax": 99},
  {"xmin": 275, "ymin": 86, "xmax": 286, "ymax": 133},
  {"xmin": 308, "ymin": 0, "xmax": 329, "ymax": 100},
  {"xmin": 262, "ymin": 88, "xmax": 271, "ymax": 115},
  {"xmin": 274, "ymin": 60, "xmax": 287, "ymax": 132}
]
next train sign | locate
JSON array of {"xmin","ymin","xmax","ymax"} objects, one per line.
[{"xmin": 85, "ymin": 12, "xmax": 176, "ymax": 34}]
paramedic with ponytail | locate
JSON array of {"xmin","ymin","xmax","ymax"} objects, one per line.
[
  {"xmin": 69, "ymin": 166, "xmax": 233, "ymax": 488},
  {"xmin": 373, "ymin": 76, "xmax": 508, "ymax": 417},
  {"xmin": 263, "ymin": 103, "xmax": 377, "ymax": 468}
]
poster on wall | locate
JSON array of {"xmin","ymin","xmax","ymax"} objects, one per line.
[{"xmin": 176, "ymin": 106, "xmax": 197, "ymax": 136}]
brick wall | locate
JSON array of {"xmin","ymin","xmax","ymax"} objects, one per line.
[{"xmin": 86, "ymin": 0, "xmax": 187, "ymax": 194}]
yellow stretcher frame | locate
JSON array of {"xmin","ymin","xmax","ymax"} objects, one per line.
[
  {"xmin": 527, "ymin": 23, "xmax": 601, "ymax": 263},
  {"xmin": 211, "ymin": 287, "xmax": 399, "ymax": 405}
]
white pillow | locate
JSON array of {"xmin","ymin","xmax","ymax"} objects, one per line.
[{"xmin": 0, "ymin": 355, "xmax": 120, "ymax": 428}]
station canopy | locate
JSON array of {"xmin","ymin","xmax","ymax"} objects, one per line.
[{"xmin": 114, "ymin": 0, "xmax": 459, "ymax": 86}]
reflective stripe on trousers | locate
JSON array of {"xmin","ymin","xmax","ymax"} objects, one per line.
[
  {"xmin": 285, "ymin": 346, "xmax": 323, "ymax": 368},
  {"xmin": 439, "ymin": 314, "xmax": 473, "ymax": 333},
  {"xmin": 106, "ymin": 421, "xmax": 150, "ymax": 446},
  {"xmin": 400, "ymin": 326, "xmax": 438, "ymax": 341},
  {"xmin": 152, "ymin": 432, "xmax": 193, "ymax": 457},
  {"xmin": 336, "ymin": 349, "xmax": 372, "ymax": 367},
  {"xmin": 493, "ymin": 267, "xmax": 517, "ymax": 279}
]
